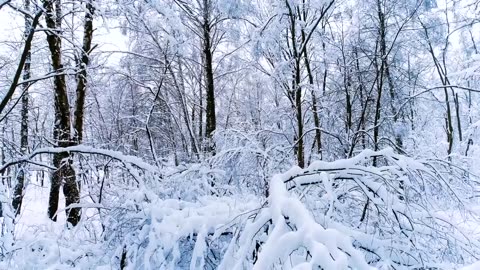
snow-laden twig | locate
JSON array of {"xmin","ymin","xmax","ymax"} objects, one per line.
[{"xmin": 0, "ymin": 145, "xmax": 160, "ymax": 175}]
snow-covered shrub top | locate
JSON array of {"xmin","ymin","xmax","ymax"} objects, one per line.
[
  {"xmin": 130, "ymin": 148, "xmax": 480, "ymax": 269},
  {"xmin": 2, "ymin": 147, "xmax": 479, "ymax": 269}
]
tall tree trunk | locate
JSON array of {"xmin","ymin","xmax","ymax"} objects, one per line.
[
  {"xmin": 12, "ymin": 0, "xmax": 32, "ymax": 215},
  {"xmin": 377, "ymin": 0, "xmax": 403, "ymax": 151},
  {"xmin": 73, "ymin": 0, "xmax": 94, "ymax": 144},
  {"xmin": 198, "ymin": 38, "xmax": 204, "ymax": 151},
  {"xmin": 384, "ymin": 54, "xmax": 402, "ymax": 149},
  {"xmin": 300, "ymin": 15, "xmax": 322, "ymax": 159},
  {"xmin": 202, "ymin": 0, "xmax": 216, "ymax": 154},
  {"xmin": 170, "ymin": 57, "xmax": 200, "ymax": 157},
  {"xmin": 421, "ymin": 22, "xmax": 454, "ymax": 155},
  {"xmin": 44, "ymin": 0, "xmax": 80, "ymax": 226},
  {"xmin": 288, "ymin": 4, "xmax": 304, "ymax": 168},
  {"xmin": 373, "ymin": 39, "xmax": 385, "ymax": 166},
  {"xmin": 295, "ymin": 67, "xmax": 304, "ymax": 168},
  {"xmin": 373, "ymin": 0, "xmax": 387, "ymax": 165}
]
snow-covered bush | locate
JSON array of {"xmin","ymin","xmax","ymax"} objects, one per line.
[
  {"xmin": 1, "ymin": 147, "xmax": 479, "ymax": 269},
  {"xmin": 218, "ymin": 148, "xmax": 480, "ymax": 269}
]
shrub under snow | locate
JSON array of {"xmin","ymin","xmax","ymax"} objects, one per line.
[{"xmin": 1, "ymin": 147, "xmax": 480, "ymax": 269}]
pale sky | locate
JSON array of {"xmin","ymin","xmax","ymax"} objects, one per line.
[{"xmin": 0, "ymin": 3, "xmax": 128, "ymax": 68}]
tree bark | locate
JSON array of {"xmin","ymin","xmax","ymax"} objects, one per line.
[
  {"xmin": 73, "ymin": 0, "xmax": 94, "ymax": 144},
  {"xmin": 285, "ymin": 0, "xmax": 304, "ymax": 168},
  {"xmin": 373, "ymin": 0, "xmax": 387, "ymax": 165},
  {"xmin": 44, "ymin": 0, "xmax": 81, "ymax": 226},
  {"xmin": 202, "ymin": 0, "xmax": 216, "ymax": 154},
  {"xmin": 12, "ymin": 0, "xmax": 32, "ymax": 215},
  {"xmin": 300, "ymin": 8, "xmax": 322, "ymax": 159}
]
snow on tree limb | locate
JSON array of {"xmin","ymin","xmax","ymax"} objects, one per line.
[{"xmin": 0, "ymin": 145, "xmax": 160, "ymax": 176}]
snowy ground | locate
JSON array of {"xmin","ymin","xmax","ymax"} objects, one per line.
[
  {"xmin": 5, "ymin": 174, "xmax": 263, "ymax": 269},
  {"xmin": 15, "ymin": 177, "xmax": 67, "ymax": 239},
  {"xmin": 3, "ymin": 175, "xmax": 108, "ymax": 269}
]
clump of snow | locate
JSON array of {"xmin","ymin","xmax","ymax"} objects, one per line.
[{"xmin": 461, "ymin": 261, "xmax": 480, "ymax": 270}]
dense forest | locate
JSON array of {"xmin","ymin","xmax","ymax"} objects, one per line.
[{"xmin": 1, "ymin": 0, "xmax": 480, "ymax": 268}]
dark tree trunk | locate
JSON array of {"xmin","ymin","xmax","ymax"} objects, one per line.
[
  {"xmin": 300, "ymin": 17, "xmax": 322, "ymax": 159},
  {"xmin": 285, "ymin": 0, "xmax": 304, "ymax": 168},
  {"xmin": 120, "ymin": 246, "xmax": 128, "ymax": 269},
  {"xmin": 12, "ymin": 0, "xmax": 32, "ymax": 215},
  {"xmin": 44, "ymin": 0, "xmax": 81, "ymax": 226},
  {"xmin": 63, "ymin": 163, "xmax": 80, "ymax": 225},
  {"xmin": 373, "ymin": 0, "xmax": 387, "ymax": 165},
  {"xmin": 73, "ymin": 0, "xmax": 94, "ymax": 144},
  {"xmin": 202, "ymin": 0, "xmax": 216, "ymax": 154},
  {"xmin": 48, "ymin": 151, "xmax": 65, "ymax": 221}
]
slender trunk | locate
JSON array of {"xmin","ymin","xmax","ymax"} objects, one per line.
[
  {"xmin": 301, "ymin": 23, "xmax": 322, "ymax": 159},
  {"xmin": 203, "ymin": 0, "xmax": 216, "ymax": 154},
  {"xmin": 453, "ymin": 92, "xmax": 462, "ymax": 141},
  {"xmin": 169, "ymin": 58, "xmax": 199, "ymax": 157},
  {"xmin": 421, "ymin": 22, "xmax": 454, "ymax": 155},
  {"xmin": 12, "ymin": 0, "xmax": 31, "ymax": 215},
  {"xmin": 373, "ymin": 64, "xmax": 384, "ymax": 154},
  {"xmin": 120, "ymin": 246, "xmax": 128, "ymax": 269},
  {"xmin": 295, "ymin": 70, "xmax": 304, "ymax": 168},
  {"xmin": 354, "ymin": 46, "xmax": 367, "ymax": 152},
  {"xmin": 287, "ymin": 2, "xmax": 304, "ymax": 168},
  {"xmin": 379, "ymin": 14, "xmax": 401, "ymax": 149},
  {"xmin": 177, "ymin": 58, "xmax": 199, "ymax": 158},
  {"xmin": 373, "ymin": 0, "xmax": 387, "ymax": 165},
  {"xmin": 444, "ymin": 88, "xmax": 454, "ymax": 155},
  {"xmin": 73, "ymin": 0, "xmax": 94, "ymax": 144},
  {"xmin": 441, "ymin": 16, "xmax": 462, "ymax": 144},
  {"xmin": 198, "ymin": 40, "xmax": 204, "ymax": 151},
  {"xmin": 465, "ymin": 85, "xmax": 473, "ymax": 156},
  {"xmin": 198, "ymin": 80, "xmax": 203, "ymax": 149},
  {"xmin": 345, "ymin": 76, "xmax": 352, "ymax": 132},
  {"xmin": 373, "ymin": 41, "xmax": 384, "ymax": 165},
  {"xmin": 385, "ymin": 58, "xmax": 402, "ymax": 149}
]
